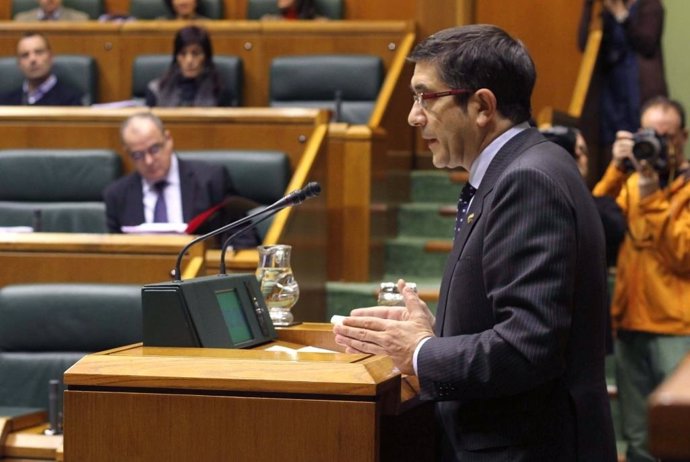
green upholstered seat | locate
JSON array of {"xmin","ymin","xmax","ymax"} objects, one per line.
[
  {"xmin": 0, "ymin": 55, "xmax": 99, "ymax": 105},
  {"xmin": 0, "ymin": 149, "xmax": 121, "ymax": 232},
  {"xmin": 131, "ymin": 54, "xmax": 243, "ymax": 106},
  {"xmin": 269, "ymin": 54, "xmax": 383, "ymax": 124},
  {"xmin": 176, "ymin": 150, "xmax": 291, "ymax": 240},
  {"xmin": 129, "ymin": 0, "xmax": 223, "ymax": 19},
  {"xmin": 246, "ymin": 0, "xmax": 343, "ymax": 19},
  {"xmin": 12, "ymin": 0, "xmax": 105, "ymax": 19},
  {"xmin": 0, "ymin": 284, "xmax": 142, "ymax": 411}
]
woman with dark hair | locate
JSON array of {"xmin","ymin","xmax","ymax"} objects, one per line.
[
  {"xmin": 145, "ymin": 26, "xmax": 233, "ymax": 107},
  {"xmin": 159, "ymin": 0, "xmax": 208, "ymax": 20},
  {"xmin": 262, "ymin": 0, "xmax": 319, "ymax": 20}
]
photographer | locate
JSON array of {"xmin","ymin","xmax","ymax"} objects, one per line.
[{"xmin": 593, "ymin": 96, "xmax": 690, "ymax": 462}]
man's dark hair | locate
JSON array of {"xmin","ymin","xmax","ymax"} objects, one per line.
[
  {"xmin": 408, "ymin": 24, "xmax": 536, "ymax": 124},
  {"xmin": 641, "ymin": 95, "xmax": 686, "ymax": 129}
]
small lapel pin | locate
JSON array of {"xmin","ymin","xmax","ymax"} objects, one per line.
[{"xmin": 467, "ymin": 213, "xmax": 475, "ymax": 224}]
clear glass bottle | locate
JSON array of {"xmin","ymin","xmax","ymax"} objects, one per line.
[{"xmin": 377, "ymin": 282, "xmax": 417, "ymax": 306}]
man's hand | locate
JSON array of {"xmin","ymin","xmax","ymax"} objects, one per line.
[
  {"xmin": 332, "ymin": 279, "xmax": 435, "ymax": 375},
  {"xmin": 603, "ymin": 0, "xmax": 629, "ymax": 21},
  {"xmin": 612, "ymin": 130, "xmax": 661, "ymax": 197},
  {"xmin": 612, "ymin": 130, "xmax": 635, "ymax": 171}
]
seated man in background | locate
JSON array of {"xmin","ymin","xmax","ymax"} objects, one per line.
[
  {"xmin": 14, "ymin": 0, "xmax": 89, "ymax": 21},
  {"xmin": 593, "ymin": 96, "xmax": 690, "ymax": 462},
  {"xmin": 104, "ymin": 113, "xmax": 259, "ymax": 248},
  {"xmin": 0, "ymin": 32, "xmax": 84, "ymax": 106}
]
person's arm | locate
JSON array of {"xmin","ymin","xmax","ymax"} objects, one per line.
[
  {"xmin": 577, "ymin": 0, "xmax": 595, "ymax": 52},
  {"xmin": 103, "ymin": 184, "xmax": 122, "ymax": 233},
  {"xmin": 592, "ymin": 130, "xmax": 634, "ymax": 203},
  {"xmin": 145, "ymin": 86, "xmax": 157, "ymax": 107},
  {"xmin": 634, "ymin": 176, "xmax": 690, "ymax": 272},
  {"xmin": 623, "ymin": 0, "xmax": 664, "ymax": 57}
]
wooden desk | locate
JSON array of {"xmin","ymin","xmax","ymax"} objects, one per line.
[
  {"xmin": 63, "ymin": 324, "xmax": 435, "ymax": 461},
  {"xmin": 0, "ymin": 408, "xmax": 62, "ymax": 461},
  {"xmin": 0, "ymin": 105, "xmax": 371, "ymax": 283},
  {"xmin": 648, "ymin": 353, "xmax": 690, "ymax": 460},
  {"xmin": 0, "ymin": 232, "xmax": 205, "ymax": 286},
  {"xmin": 0, "ymin": 106, "xmax": 327, "ymax": 175}
]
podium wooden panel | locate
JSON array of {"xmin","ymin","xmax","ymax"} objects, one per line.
[
  {"xmin": 648, "ymin": 353, "xmax": 690, "ymax": 459},
  {"xmin": 63, "ymin": 324, "xmax": 434, "ymax": 461}
]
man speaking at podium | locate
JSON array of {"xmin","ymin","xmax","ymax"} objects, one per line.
[
  {"xmin": 334, "ymin": 25, "xmax": 617, "ymax": 461},
  {"xmin": 104, "ymin": 113, "xmax": 259, "ymax": 247}
]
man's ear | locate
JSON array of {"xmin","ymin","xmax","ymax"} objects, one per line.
[{"xmin": 474, "ymin": 88, "xmax": 497, "ymax": 128}]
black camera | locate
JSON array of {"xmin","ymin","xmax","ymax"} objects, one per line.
[{"xmin": 628, "ymin": 128, "xmax": 668, "ymax": 172}]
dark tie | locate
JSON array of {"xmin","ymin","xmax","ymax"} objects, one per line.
[
  {"xmin": 454, "ymin": 182, "xmax": 477, "ymax": 237},
  {"xmin": 153, "ymin": 180, "xmax": 168, "ymax": 223}
]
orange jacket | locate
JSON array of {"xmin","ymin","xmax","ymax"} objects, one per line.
[{"xmin": 593, "ymin": 164, "xmax": 690, "ymax": 334}]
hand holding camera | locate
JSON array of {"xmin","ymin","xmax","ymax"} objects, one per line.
[{"xmin": 613, "ymin": 129, "xmax": 664, "ymax": 197}]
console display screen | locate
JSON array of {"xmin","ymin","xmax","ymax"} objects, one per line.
[{"xmin": 216, "ymin": 289, "xmax": 253, "ymax": 344}]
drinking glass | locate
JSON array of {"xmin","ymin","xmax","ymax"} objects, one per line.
[{"xmin": 256, "ymin": 245, "xmax": 300, "ymax": 326}]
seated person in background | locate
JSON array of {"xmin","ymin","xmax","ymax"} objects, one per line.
[
  {"xmin": 146, "ymin": 26, "xmax": 233, "ymax": 107},
  {"xmin": 0, "ymin": 32, "xmax": 84, "ymax": 106},
  {"xmin": 158, "ymin": 0, "xmax": 208, "ymax": 20},
  {"xmin": 14, "ymin": 0, "xmax": 89, "ymax": 21},
  {"xmin": 104, "ymin": 113, "xmax": 259, "ymax": 248},
  {"xmin": 261, "ymin": 0, "xmax": 321, "ymax": 20}
]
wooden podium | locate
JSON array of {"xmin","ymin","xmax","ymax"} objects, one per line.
[
  {"xmin": 63, "ymin": 324, "xmax": 435, "ymax": 462},
  {"xmin": 648, "ymin": 353, "xmax": 690, "ymax": 460}
]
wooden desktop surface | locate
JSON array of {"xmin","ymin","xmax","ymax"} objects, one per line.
[{"xmin": 64, "ymin": 324, "xmax": 400, "ymax": 399}]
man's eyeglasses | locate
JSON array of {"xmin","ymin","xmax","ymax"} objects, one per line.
[
  {"xmin": 412, "ymin": 89, "xmax": 472, "ymax": 109},
  {"xmin": 128, "ymin": 142, "xmax": 164, "ymax": 161}
]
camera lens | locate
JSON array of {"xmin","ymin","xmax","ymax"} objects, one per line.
[
  {"xmin": 632, "ymin": 139, "xmax": 659, "ymax": 160},
  {"xmin": 632, "ymin": 129, "xmax": 663, "ymax": 161}
]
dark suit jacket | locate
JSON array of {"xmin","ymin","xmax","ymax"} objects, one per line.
[
  {"xmin": 417, "ymin": 129, "xmax": 616, "ymax": 462},
  {"xmin": 103, "ymin": 158, "xmax": 259, "ymax": 247},
  {"xmin": 0, "ymin": 79, "xmax": 83, "ymax": 106}
]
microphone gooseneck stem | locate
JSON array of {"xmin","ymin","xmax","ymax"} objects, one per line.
[
  {"xmin": 173, "ymin": 203, "xmax": 284, "ymax": 281},
  {"xmin": 172, "ymin": 182, "xmax": 321, "ymax": 282},
  {"xmin": 218, "ymin": 206, "xmax": 286, "ymax": 274}
]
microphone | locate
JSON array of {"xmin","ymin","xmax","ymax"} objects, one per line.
[
  {"xmin": 217, "ymin": 181, "xmax": 321, "ymax": 274},
  {"xmin": 334, "ymin": 89, "xmax": 343, "ymax": 123},
  {"xmin": 172, "ymin": 181, "xmax": 321, "ymax": 281}
]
